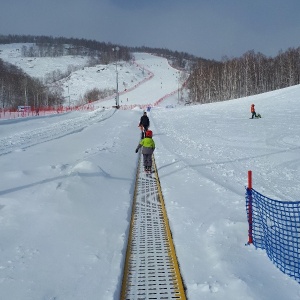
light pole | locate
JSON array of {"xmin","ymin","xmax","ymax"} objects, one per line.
[
  {"xmin": 177, "ymin": 71, "xmax": 180, "ymax": 104},
  {"xmin": 112, "ymin": 47, "xmax": 120, "ymax": 108},
  {"xmin": 67, "ymin": 85, "xmax": 70, "ymax": 108}
]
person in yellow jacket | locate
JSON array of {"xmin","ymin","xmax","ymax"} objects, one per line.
[{"xmin": 135, "ymin": 130, "xmax": 155, "ymax": 172}]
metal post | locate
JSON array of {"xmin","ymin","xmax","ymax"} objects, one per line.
[
  {"xmin": 177, "ymin": 71, "xmax": 180, "ymax": 104},
  {"xmin": 113, "ymin": 47, "xmax": 120, "ymax": 108},
  {"xmin": 67, "ymin": 85, "xmax": 70, "ymax": 108},
  {"xmin": 116, "ymin": 62, "xmax": 119, "ymax": 107},
  {"xmin": 1, "ymin": 79, "xmax": 4, "ymax": 109},
  {"xmin": 247, "ymin": 170, "xmax": 253, "ymax": 244},
  {"xmin": 25, "ymin": 86, "xmax": 28, "ymax": 107}
]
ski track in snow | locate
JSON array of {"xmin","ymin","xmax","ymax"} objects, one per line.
[
  {"xmin": 151, "ymin": 94, "xmax": 300, "ymax": 202},
  {"xmin": 0, "ymin": 109, "xmax": 116, "ymax": 155}
]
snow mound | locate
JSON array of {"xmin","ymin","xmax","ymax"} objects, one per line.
[{"xmin": 69, "ymin": 161, "xmax": 99, "ymax": 174}]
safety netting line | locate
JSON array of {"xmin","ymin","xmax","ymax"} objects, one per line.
[
  {"xmin": 246, "ymin": 187, "xmax": 300, "ymax": 283},
  {"xmin": 120, "ymin": 153, "xmax": 187, "ymax": 300}
]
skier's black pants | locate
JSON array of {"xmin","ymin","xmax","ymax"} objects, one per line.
[
  {"xmin": 141, "ymin": 127, "xmax": 148, "ymax": 139},
  {"xmin": 143, "ymin": 154, "xmax": 152, "ymax": 167},
  {"xmin": 252, "ymin": 112, "xmax": 257, "ymax": 118}
]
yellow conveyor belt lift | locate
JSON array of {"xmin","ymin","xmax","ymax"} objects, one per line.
[{"xmin": 121, "ymin": 155, "xmax": 186, "ymax": 300}]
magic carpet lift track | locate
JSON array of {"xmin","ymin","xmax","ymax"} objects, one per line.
[{"xmin": 120, "ymin": 154, "xmax": 186, "ymax": 299}]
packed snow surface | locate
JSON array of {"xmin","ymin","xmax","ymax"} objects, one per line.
[{"xmin": 0, "ymin": 44, "xmax": 300, "ymax": 299}]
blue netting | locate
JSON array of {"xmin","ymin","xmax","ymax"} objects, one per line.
[{"xmin": 245, "ymin": 188, "xmax": 300, "ymax": 283}]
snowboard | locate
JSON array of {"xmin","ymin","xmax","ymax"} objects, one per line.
[{"xmin": 250, "ymin": 113, "xmax": 262, "ymax": 119}]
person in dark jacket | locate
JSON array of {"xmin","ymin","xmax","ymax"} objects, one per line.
[
  {"xmin": 139, "ymin": 111, "xmax": 150, "ymax": 138},
  {"xmin": 135, "ymin": 130, "xmax": 155, "ymax": 173}
]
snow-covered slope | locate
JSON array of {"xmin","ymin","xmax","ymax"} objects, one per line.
[
  {"xmin": 0, "ymin": 43, "xmax": 300, "ymax": 300},
  {"xmin": 0, "ymin": 44, "xmax": 181, "ymax": 107}
]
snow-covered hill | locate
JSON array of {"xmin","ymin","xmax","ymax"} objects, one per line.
[
  {"xmin": 0, "ymin": 43, "xmax": 300, "ymax": 300},
  {"xmin": 0, "ymin": 43, "xmax": 182, "ymax": 108}
]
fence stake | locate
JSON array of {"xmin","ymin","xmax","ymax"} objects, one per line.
[{"xmin": 247, "ymin": 170, "xmax": 253, "ymax": 244}]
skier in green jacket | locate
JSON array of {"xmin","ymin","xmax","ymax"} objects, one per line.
[{"xmin": 135, "ymin": 130, "xmax": 155, "ymax": 173}]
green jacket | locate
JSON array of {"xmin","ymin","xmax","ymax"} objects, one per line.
[{"xmin": 136, "ymin": 137, "xmax": 155, "ymax": 154}]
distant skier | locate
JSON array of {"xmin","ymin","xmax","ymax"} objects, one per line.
[
  {"xmin": 251, "ymin": 104, "xmax": 257, "ymax": 118},
  {"xmin": 250, "ymin": 104, "xmax": 262, "ymax": 118},
  {"xmin": 138, "ymin": 111, "xmax": 150, "ymax": 138},
  {"xmin": 135, "ymin": 130, "xmax": 155, "ymax": 173}
]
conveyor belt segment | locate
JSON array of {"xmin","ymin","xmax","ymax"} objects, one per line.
[{"xmin": 121, "ymin": 154, "xmax": 186, "ymax": 300}]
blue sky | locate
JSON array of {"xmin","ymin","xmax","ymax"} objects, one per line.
[{"xmin": 1, "ymin": 0, "xmax": 300, "ymax": 60}]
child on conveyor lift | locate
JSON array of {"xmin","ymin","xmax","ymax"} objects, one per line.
[{"xmin": 135, "ymin": 130, "xmax": 155, "ymax": 173}]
